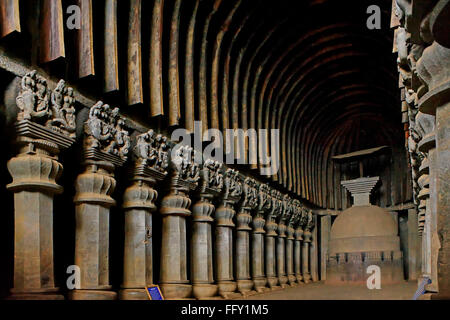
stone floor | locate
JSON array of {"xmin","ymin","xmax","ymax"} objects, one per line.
[{"xmin": 240, "ymin": 281, "xmax": 418, "ymax": 300}]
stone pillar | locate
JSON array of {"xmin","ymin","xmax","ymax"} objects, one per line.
[
  {"xmin": 252, "ymin": 184, "xmax": 271, "ymax": 292},
  {"xmin": 407, "ymin": 208, "xmax": 420, "ymax": 281},
  {"xmin": 215, "ymin": 169, "xmax": 242, "ymax": 298},
  {"xmin": 7, "ymin": 138, "xmax": 64, "ymax": 300},
  {"xmin": 320, "ymin": 215, "xmax": 332, "ymax": 281},
  {"xmin": 428, "ymin": 147, "xmax": 439, "ymax": 293},
  {"xmin": 302, "ymin": 211, "xmax": 314, "ymax": 283},
  {"xmin": 276, "ymin": 221, "xmax": 288, "ymax": 288},
  {"xmin": 236, "ymin": 178, "xmax": 258, "ymax": 294},
  {"xmin": 302, "ymin": 231, "xmax": 311, "ymax": 284},
  {"xmin": 119, "ymin": 130, "xmax": 169, "ymax": 300},
  {"xmin": 294, "ymin": 225, "xmax": 304, "ymax": 283},
  {"xmin": 252, "ymin": 215, "xmax": 266, "ymax": 292},
  {"xmin": 7, "ymin": 72, "xmax": 75, "ymax": 300},
  {"xmin": 276, "ymin": 195, "xmax": 292, "ymax": 288},
  {"xmin": 310, "ymin": 214, "xmax": 319, "ymax": 282},
  {"xmin": 286, "ymin": 223, "xmax": 296, "ymax": 286},
  {"xmin": 265, "ymin": 190, "xmax": 281, "ymax": 289},
  {"xmin": 71, "ymin": 101, "xmax": 130, "ymax": 300},
  {"xmin": 265, "ymin": 216, "xmax": 279, "ymax": 288},
  {"xmin": 191, "ymin": 159, "xmax": 223, "ymax": 299},
  {"xmin": 159, "ymin": 145, "xmax": 200, "ymax": 299},
  {"xmin": 408, "ymin": 4, "xmax": 450, "ymax": 297},
  {"xmin": 433, "ymin": 101, "xmax": 450, "ymax": 298}
]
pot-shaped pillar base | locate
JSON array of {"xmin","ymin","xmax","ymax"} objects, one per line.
[
  {"xmin": 217, "ymin": 281, "xmax": 238, "ymax": 298},
  {"xmin": 237, "ymin": 280, "xmax": 254, "ymax": 294},
  {"xmin": 193, "ymin": 284, "xmax": 218, "ymax": 299},
  {"xmin": 159, "ymin": 283, "xmax": 192, "ymax": 299}
]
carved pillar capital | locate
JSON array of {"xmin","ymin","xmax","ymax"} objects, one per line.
[
  {"xmin": 7, "ymin": 139, "xmax": 63, "ymax": 194},
  {"xmin": 237, "ymin": 177, "xmax": 258, "ymax": 230},
  {"xmin": 192, "ymin": 159, "xmax": 223, "ymax": 222},
  {"xmin": 161, "ymin": 145, "xmax": 199, "ymax": 216},
  {"xmin": 74, "ymin": 162, "xmax": 117, "ymax": 207},
  {"xmin": 216, "ymin": 168, "xmax": 242, "ymax": 226}
]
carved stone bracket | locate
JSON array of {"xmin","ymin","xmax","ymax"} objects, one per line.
[{"xmin": 16, "ymin": 71, "xmax": 77, "ymax": 139}]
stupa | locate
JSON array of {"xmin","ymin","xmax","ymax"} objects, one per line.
[{"xmin": 326, "ymin": 147, "xmax": 404, "ymax": 285}]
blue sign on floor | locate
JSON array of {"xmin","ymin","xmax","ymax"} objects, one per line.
[{"xmin": 146, "ymin": 285, "xmax": 164, "ymax": 300}]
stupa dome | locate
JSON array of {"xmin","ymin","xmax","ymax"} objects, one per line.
[{"xmin": 330, "ymin": 205, "xmax": 400, "ymax": 254}]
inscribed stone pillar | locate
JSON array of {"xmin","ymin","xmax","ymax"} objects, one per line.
[
  {"xmin": 236, "ymin": 178, "xmax": 258, "ymax": 294},
  {"xmin": 265, "ymin": 190, "xmax": 281, "ymax": 289},
  {"xmin": 7, "ymin": 72, "xmax": 76, "ymax": 299},
  {"xmin": 191, "ymin": 159, "xmax": 223, "ymax": 299},
  {"xmin": 119, "ymin": 130, "xmax": 169, "ymax": 300},
  {"xmin": 159, "ymin": 145, "xmax": 200, "ymax": 299},
  {"xmin": 215, "ymin": 169, "xmax": 242, "ymax": 298},
  {"xmin": 71, "ymin": 101, "xmax": 130, "ymax": 300},
  {"xmin": 252, "ymin": 184, "xmax": 271, "ymax": 292}
]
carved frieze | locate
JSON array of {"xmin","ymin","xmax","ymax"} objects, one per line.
[{"xmin": 215, "ymin": 168, "xmax": 242, "ymax": 227}]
